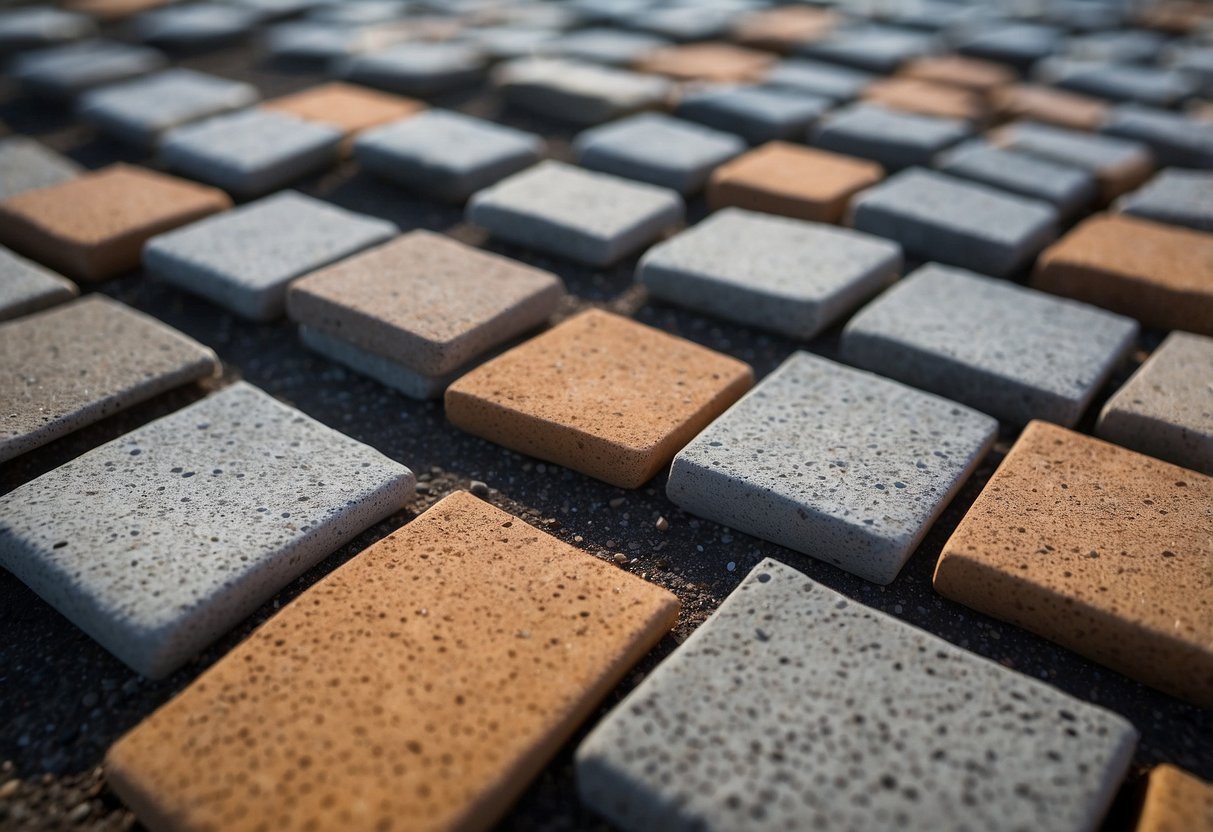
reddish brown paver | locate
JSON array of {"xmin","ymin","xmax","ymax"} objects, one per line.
[
  {"xmin": 632, "ymin": 42, "xmax": 776, "ymax": 84},
  {"xmin": 262, "ymin": 82, "xmax": 426, "ymax": 153},
  {"xmin": 862, "ymin": 77, "xmax": 988, "ymax": 122},
  {"xmin": 0, "ymin": 163, "xmax": 230, "ymax": 282},
  {"xmin": 1137, "ymin": 765, "xmax": 1213, "ymax": 832},
  {"xmin": 445, "ymin": 309, "xmax": 753, "ymax": 488},
  {"xmin": 1031, "ymin": 214, "xmax": 1213, "ymax": 335},
  {"xmin": 991, "ymin": 83, "xmax": 1111, "ymax": 131},
  {"xmin": 899, "ymin": 54, "xmax": 1016, "ymax": 97},
  {"xmin": 105, "ymin": 490, "xmax": 679, "ymax": 832},
  {"xmin": 933, "ymin": 421, "xmax": 1213, "ymax": 708},
  {"xmin": 729, "ymin": 6, "xmax": 839, "ymax": 53},
  {"xmin": 706, "ymin": 141, "xmax": 884, "ymax": 223}
]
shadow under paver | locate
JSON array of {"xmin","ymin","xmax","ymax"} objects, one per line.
[
  {"xmin": 0, "ymin": 293, "xmax": 217, "ymax": 462},
  {"xmin": 1097, "ymin": 331, "xmax": 1213, "ymax": 475},
  {"xmin": 1136, "ymin": 765, "xmax": 1213, "ymax": 832},
  {"xmin": 934, "ymin": 421, "xmax": 1213, "ymax": 708},
  {"xmin": 936, "ymin": 139, "xmax": 1097, "ymax": 220},
  {"xmin": 666, "ymin": 352, "xmax": 996, "ymax": 584},
  {"xmin": 105, "ymin": 491, "xmax": 678, "ymax": 831},
  {"xmin": 0, "ymin": 136, "xmax": 83, "ymax": 201},
  {"xmin": 11, "ymin": 39, "xmax": 166, "ymax": 98},
  {"xmin": 340, "ymin": 41, "xmax": 486, "ymax": 95},
  {"xmin": 493, "ymin": 58, "xmax": 674, "ymax": 124},
  {"xmin": 1117, "ymin": 169, "xmax": 1213, "ymax": 232},
  {"xmin": 576, "ymin": 558, "xmax": 1137, "ymax": 832},
  {"xmin": 638, "ymin": 207, "xmax": 901, "ymax": 339},
  {"xmin": 674, "ymin": 85, "xmax": 832, "ymax": 145},
  {"xmin": 0, "ymin": 245, "xmax": 77, "ymax": 323},
  {"xmin": 811, "ymin": 103, "xmax": 971, "ymax": 171},
  {"xmin": 262, "ymin": 81, "xmax": 426, "ymax": 152},
  {"xmin": 466, "ymin": 160, "xmax": 684, "ymax": 267},
  {"xmin": 446, "ymin": 309, "xmax": 753, "ymax": 489},
  {"xmin": 0, "ymin": 381, "xmax": 414, "ymax": 678},
  {"xmin": 143, "ymin": 190, "xmax": 397, "ymax": 321},
  {"xmin": 0, "ymin": 163, "xmax": 231, "ymax": 282},
  {"xmin": 841, "ymin": 264, "xmax": 1137, "ymax": 427}
]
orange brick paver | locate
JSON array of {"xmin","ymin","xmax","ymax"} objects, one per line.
[
  {"xmin": 1137, "ymin": 765, "xmax": 1213, "ymax": 832},
  {"xmin": 862, "ymin": 77, "xmax": 988, "ymax": 122},
  {"xmin": 991, "ymin": 83, "xmax": 1111, "ymax": 131},
  {"xmin": 633, "ymin": 42, "xmax": 776, "ymax": 84},
  {"xmin": 729, "ymin": 6, "xmax": 839, "ymax": 53},
  {"xmin": 899, "ymin": 54, "xmax": 1016, "ymax": 96},
  {"xmin": 262, "ymin": 82, "xmax": 426, "ymax": 153}
]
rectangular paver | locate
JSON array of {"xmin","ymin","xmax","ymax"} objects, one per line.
[
  {"xmin": 799, "ymin": 24, "xmax": 937, "ymax": 74},
  {"xmin": 632, "ymin": 42, "xmax": 775, "ymax": 83},
  {"xmin": 0, "ymin": 7, "xmax": 95, "ymax": 52},
  {"xmin": 544, "ymin": 27, "xmax": 669, "ymax": 65},
  {"xmin": 105, "ymin": 490, "xmax": 678, "ymax": 829},
  {"xmin": 935, "ymin": 421, "xmax": 1213, "ymax": 708},
  {"xmin": 730, "ymin": 6, "xmax": 838, "ymax": 52},
  {"xmin": 1100, "ymin": 104, "xmax": 1213, "ymax": 168},
  {"xmin": 991, "ymin": 83, "xmax": 1111, "ymax": 132},
  {"xmin": 577, "ymin": 558, "xmax": 1136, "ymax": 832},
  {"xmin": 493, "ymin": 58, "xmax": 673, "ymax": 124},
  {"xmin": 1037, "ymin": 58, "xmax": 1197, "ymax": 108},
  {"xmin": 862, "ymin": 77, "xmax": 987, "ymax": 122},
  {"xmin": 956, "ymin": 22, "xmax": 1064, "ymax": 70},
  {"xmin": 936, "ymin": 139, "xmax": 1098, "ymax": 220},
  {"xmin": 340, "ymin": 42, "xmax": 486, "ymax": 95},
  {"xmin": 0, "ymin": 136, "xmax": 82, "ymax": 200},
  {"xmin": 673, "ymin": 85, "xmax": 831, "ymax": 145},
  {"xmin": 765, "ymin": 58, "xmax": 875, "ymax": 102},
  {"xmin": 0, "ymin": 245, "xmax": 77, "ymax": 323},
  {"xmin": 11, "ymin": 39, "xmax": 166, "ymax": 97},
  {"xmin": 1117, "ymin": 169, "xmax": 1213, "ymax": 232},
  {"xmin": 129, "ymin": 3, "xmax": 260, "ymax": 50},
  {"xmin": 812, "ymin": 103, "xmax": 972, "ymax": 171},
  {"xmin": 899, "ymin": 54, "xmax": 1016, "ymax": 95}
]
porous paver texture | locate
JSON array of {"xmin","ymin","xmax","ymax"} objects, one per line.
[
  {"xmin": 0, "ymin": 163, "xmax": 231, "ymax": 282},
  {"xmin": 850, "ymin": 168, "xmax": 1058, "ymax": 278},
  {"xmin": 0, "ymin": 136, "xmax": 82, "ymax": 200},
  {"xmin": 143, "ymin": 191, "xmax": 397, "ymax": 321},
  {"xmin": 841, "ymin": 264, "xmax": 1138, "ymax": 426},
  {"xmin": 673, "ymin": 85, "xmax": 831, "ymax": 145},
  {"xmin": 899, "ymin": 54, "xmax": 1016, "ymax": 96},
  {"xmin": 936, "ymin": 140, "xmax": 1098, "ymax": 220},
  {"xmin": 261, "ymin": 81, "xmax": 426, "ymax": 150},
  {"xmin": 466, "ymin": 160, "xmax": 684, "ymax": 266},
  {"xmin": 861, "ymin": 77, "xmax": 987, "ymax": 122},
  {"xmin": 0, "ymin": 246, "xmax": 77, "ymax": 323},
  {"xmin": 340, "ymin": 42, "xmax": 486, "ymax": 96},
  {"xmin": 11, "ymin": 39, "xmax": 166, "ymax": 98},
  {"xmin": 577, "ymin": 558, "xmax": 1137, "ymax": 832},
  {"xmin": 764, "ymin": 58, "xmax": 875, "ymax": 102},
  {"xmin": 729, "ymin": 6, "xmax": 838, "ymax": 53},
  {"xmin": 0, "ymin": 381, "xmax": 414, "ymax": 678},
  {"xmin": 288, "ymin": 229, "xmax": 564, "ymax": 377},
  {"xmin": 991, "ymin": 84, "xmax": 1112, "ymax": 132},
  {"xmin": 1031, "ymin": 214, "xmax": 1213, "ymax": 335},
  {"xmin": 1101, "ymin": 104, "xmax": 1213, "ymax": 169},
  {"xmin": 0, "ymin": 295, "xmax": 217, "ymax": 463},
  {"xmin": 446, "ymin": 309, "xmax": 753, "ymax": 489},
  {"xmin": 812, "ymin": 103, "xmax": 971, "ymax": 171},
  {"xmin": 667, "ymin": 352, "xmax": 997, "ymax": 584},
  {"xmin": 638, "ymin": 208, "xmax": 902, "ymax": 339},
  {"xmin": 1117, "ymin": 169, "xmax": 1213, "ymax": 232},
  {"xmin": 706, "ymin": 141, "xmax": 883, "ymax": 223},
  {"xmin": 493, "ymin": 58, "xmax": 674, "ymax": 124},
  {"xmin": 104, "ymin": 490, "xmax": 678, "ymax": 831},
  {"xmin": 934, "ymin": 421, "xmax": 1213, "ymax": 708},
  {"xmin": 1097, "ymin": 331, "xmax": 1213, "ymax": 475},
  {"xmin": 631, "ymin": 42, "xmax": 776, "ymax": 84},
  {"xmin": 1136, "ymin": 765, "xmax": 1213, "ymax": 832}
]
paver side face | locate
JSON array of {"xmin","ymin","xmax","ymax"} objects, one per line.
[
  {"xmin": 105, "ymin": 491, "xmax": 679, "ymax": 832},
  {"xmin": 262, "ymin": 81, "xmax": 426, "ymax": 142},
  {"xmin": 576, "ymin": 558, "xmax": 1137, "ymax": 832},
  {"xmin": 0, "ymin": 163, "xmax": 231, "ymax": 281},
  {"xmin": 992, "ymin": 84, "xmax": 1111, "ymax": 131},
  {"xmin": 632, "ymin": 42, "xmax": 776, "ymax": 83},
  {"xmin": 1137, "ymin": 765, "xmax": 1213, "ymax": 832},
  {"xmin": 934, "ymin": 421, "xmax": 1213, "ymax": 707},
  {"xmin": 445, "ymin": 309, "xmax": 754, "ymax": 488},
  {"xmin": 1031, "ymin": 213, "xmax": 1213, "ymax": 335},
  {"xmin": 899, "ymin": 54, "xmax": 1016, "ymax": 94}
]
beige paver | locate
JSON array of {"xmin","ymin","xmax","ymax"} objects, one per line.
[
  {"xmin": 0, "ymin": 163, "xmax": 230, "ymax": 282},
  {"xmin": 445, "ymin": 309, "xmax": 753, "ymax": 488},
  {"xmin": 862, "ymin": 77, "xmax": 988, "ymax": 122},
  {"xmin": 934, "ymin": 421, "xmax": 1213, "ymax": 708},
  {"xmin": 1032, "ymin": 214, "xmax": 1213, "ymax": 335},
  {"xmin": 899, "ymin": 54, "xmax": 1016, "ymax": 96},
  {"xmin": 262, "ymin": 81, "xmax": 426, "ymax": 153},
  {"xmin": 633, "ymin": 42, "xmax": 776, "ymax": 84},
  {"xmin": 991, "ymin": 84, "xmax": 1112, "ymax": 131},
  {"xmin": 105, "ymin": 490, "xmax": 679, "ymax": 832},
  {"xmin": 1136, "ymin": 765, "xmax": 1213, "ymax": 832},
  {"xmin": 729, "ymin": 6, "xmax": 838, "ymax": 52}
]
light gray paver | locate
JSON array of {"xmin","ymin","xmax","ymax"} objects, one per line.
[
  {"xmin": 1100, "ymin": 104, "xmax": 1213, "ymax": 168},
  {"xmin": 299, "ymin": 326, "xmax": 461, "ymax": 400},
  {"xmin": 850, "ymin": 168, "xmax": 1058, "ymax": 277},
  {"xmin": 1117, "ymin": 169, "xmax": 1213, "ymax": 231},
  {"xmin": 354, "ymin": 109, "xmax": 544, "ymax": 202},
  {"xmin": 638, "ymin": 208, "xmax": 901, "ymax": 339},
  {"xmin": 1036, "ymin": 58, "xmax": 1198, "ymax": 108},
  {"xmin": 811, "ymin": 103, "xmax": 970, "ymax": 170},
  {"xmin": 467, "ymin": 160, "xmax": 684, "ymax": 266},
  {"xmin": 576, "ymin": 558, "xmax": 1138, "ymax": 832},
  {"xmin": 143, "ymin": 191, "xmax": 397, "ymax": 321},
  {"xmin": 0, "ymin": 7, "xmax": 94, "ymax": 52},
  {"xmin": 936, "ymin": 140, "xmax": 1098, "ymax": 220},
  {"xmin": 572, "ymin": 113, "xmax": 745, "ymax": 195},
  {"xmin": 0, "ymin": 380, "xmax": 415, "ymax": 678},
  {"xmin": 129, "ymin": 4, "xmax": 261, "ymax": 50},
  {"xmin": 0, "ymin": 295, "xmax": 218, "ymax": 463},
  {"xmin": 493, "ymin": 58, "xmax": 674, "ymax": 124},
  {"xmin": 1097, "ymin": 331, "xmax": 1213, "ymax": 474},
  {"xmin": 666, "ymin": 352, "xmax": 997, "ymax": 584},
  {"xmin": 545, "ymin": 27, "xmax": 669, "ymax": 65},
  {"xmin": 841, "ymin": 263, "xmax": 1139, "ymax": 426},
  {"xmin": 674, "ymin": 85, "xmax": 832, "ymax": 144},
  {"xmin": 0, "ymin": 136, "xmax": 82, "ymax": 200},
  {"xmin": 340, "ymin": 42, "xmax": 486, "ymax": 95},
  {"xmin": 798, "ymin": 24, "xmax": 937, "ymax": 73},
  {"xmin": 159, "ymin": 109, "xmax": 342, "ymax": 198},
  {"xmin": 0, "ymin": 246, "xmax": 77, "ymax": 323},
  {"xmin": 78, "ymin": 68, "xmax": 259, "ymax": 148},
  {"xmin": 765, "ymin": 59, "xmax": 876, "ymax": 102},
  {"xmin": 11, "ymin": 40, "xmax": 167, "ymax": 98}
]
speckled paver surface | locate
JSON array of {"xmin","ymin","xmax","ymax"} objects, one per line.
[
  {"xmin": 1117, "ymin": 169, "xmax": 1213, "ymax": 232},
  {"xmin": 0, "ymin": 381, "xmax": 414, "ymax": 678},
  {"xmin": 674, "ymin": 85, "xmax": 831, "ymax": 145},
  {"xmin": 105, "ymin": 491, "xmax": 677, "ymax": 831},
  {"xmin": 0, "ymin": 246, "xmax": 77, "ymax": 323},
  {"xmin": 936, "ymin": 140, "xmax": 1098, "ymax": 220},
  {"xmin": 577, "ymin": 558, "xmax": 1137, "ymax": 832},
  {"xmin": 812, "ymin": 102, "xmax": 972, "ymax": 170}
]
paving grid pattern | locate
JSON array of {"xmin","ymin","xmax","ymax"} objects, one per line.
[{"xmin": 0, "ymin": 9, "xmax": 1210, "ymax": 832}]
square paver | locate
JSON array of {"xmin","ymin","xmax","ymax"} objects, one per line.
[
  {"xmin": 851, "ymin": 168, "xmax": 1058, "ymax": 278},
  {"xmin": 666, "ymin": 352, "xmax": 996, "ymax": 584},
  {"xmin": 639, "ymin": 208, "xmax": 901, "ymax": 339},
  {"xmin": 446, "ymin": 309, "xmax": 752, "ymax": 488},
  {"xmin": 841, "ymin": 263, "xmax": 1138, "ymax": 426},
  {"xmin": 934, "ymin": 420, "xmax": 1213, "ymax": 708},
  {"xmin": 545, "ymin": 27, "xmax": 669, "ymax": 65},
  {"xmin": 128, "ymin": 3, "xmax": 260, "ymax": 50},
  {"xmin": 1117, "ymin": 169, "xmax": 1213, "ymax": 232},
  {"xmin": 799, "ymin": 24, "xmax": 938, "ymax": 74},
  {"xmin": 577, "ymin": 558, "xmax": 1137, "ymax": 831},
  {"xmin": 862, "ymin": 77, "xmax": 986, "ymax": 122},
  {"xmin": 936, "ymin": 140, "xmax": 1098, "ymax": 220},
  {"xmin": 1100, "ymin": 104, "xmax": 1213, "ymax": 169},
  {"xmin": 0, "ymin": 136, "xmax": 82, "ymax": 200},
  {"xmin": 1136, "ymin": 766, "xmax": 1213, "ymax": 832},
  {"xmin": 674, "ymin": 85, "xmax": 831, "ymax": 144},
  {"xmin": 1032, "ymin": 213, "xmax": 1213, "ymax": 335},
  {"xmin": 160, "ymin": 109, "xmax": 342, "ymax": 198},
  {"xmin": 144, "ymin": 191, "xmax": 397, "ymax": 320},
  {"xmin": 11, "ymin": 39, "xmax": 166, "ymax": 97},
  {"xmin": 632, "ymin": 42, "xmax": 775, "ymax": 83},
  {"xmin": 77, "ymin": 68, "xmax": 259, "ymax": 148},
  {"xmin": 0, "ymin": 7, "xmax": 95, "ymax": 52},
  {"xmin": 1097, "ymin": 331, "xmax": 1213, "ymax": 474},
  {"xmin": 0, "ymin": 163, "xmax": 231, "ymax": 282},
  {"xmin": 0, "ymin": 380, "xmax": 414, "ymax": 677},
  {"xmin": 355, "ymin": 109, "xmax": 544, "ymax": 202},
  {"xmin": 572, "ymin": 113, "xmax": 745, "ymax": 195},
  {"xmin": 955, "ymin": 22, "xmax": 1065, "ymax": 70},
  {"xmin": 706, "ymin": 141, "xmax": 884, "ymax": 223},
  {"xmin": 991, "ymin": 83, "xmax": 1111, "ymax": 132},
  {"xmin": 494, "ymin": 57, "xmax": 673, "ymax": 124},
  {"xmin": 899, "ymin": 54, "xmax": 1016, "ymax": 95},
  {"xmin": 0, "ymin": 295, "xmax": 217, "ymax": 462},
  {"xmin": 340, "ymin": 42, "xmax": 486, "ymax": 95},
  {"xmin": 261, "ymin": 81, "xmax": 426, "ymax": 152},
  {"xmin": 466, "ymin": 161, "xmax": 684, "ymax": 266},
  {"xmin": 765, "ymin": 58, "xmax": 875, "ymax": 102},
  {"xmin": 288, "ymin": 229, "xmax": 564, "ymax": 379},
  {"xmin": 105, "ymin": 491, "xmax": 677, "ymax": 829},
  {"xmin": 730, "ymin": 6, "xmax": 839, "ymax": 53},
  {"xmin": 812, "ymin": 103, "xmax": 972, "ymax": 171},
  {"xmin": 0, "ymin": 246, "xmax": 77, "ymax": 323}
]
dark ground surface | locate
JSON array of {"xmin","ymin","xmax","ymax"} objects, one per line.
[{"xmin": 0, "ymin": 31, "xmax": 1209, "ymax": 832}]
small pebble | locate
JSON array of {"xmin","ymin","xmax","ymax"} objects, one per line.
[
  {"xmin": 726, "ymin": 561, "xmax": 736, "ymax": 572},
  {"xmin": 609, "ymin": 497, "xmax": 625, "ymax": 509},
  {"xmin": 470, "ymin": 480, "xmax": 489, "ymax": 496},
  {"xmin": 67, "ymin": 802, "xmax": 90, "ymax": 823},
  {"xmin": 0, "ymin": 779, "xmax": 19, "ymax": 799},
  {"xmin": 655, "ymin": 516, "xmax": 669, "ymax": 532},
  {"xmin": 415, "ymin": 482, "xmax": 431, "ymax": 494},
  {"xmin": 613, "ymin": 553, "xmax": 629, "ymax": 565}
]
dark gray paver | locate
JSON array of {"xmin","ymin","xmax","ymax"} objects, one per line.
[
  {"xmin": 11, "ymin": 39, "xmax": 166, "ymax": 98},
  {"xmin": 340, "ymin": 42, "xmax": 486, "ymax": 95},
  {"xmin": 956, "ymin": 22, "xmax": 1065, "ymax": 70},
  {"xmin": 988, "ymin": 120, "xmax": 1155, "ymax": 201},
  {"xmin": 621, "ymin": 6, "xmax": 734, "ymax": 42},
  {"xmin": 811, "ymin": 103, "xmax": 971, "ymax": 170},
  {"xmin": 129, "ymin": 3, "xmax": 261, "ymax": 50},
  {"xmin": 0, "ymin": 246, "xmax": 77, "ymax": 323},
  {"xmin": 1101, "ymin": 104, "xmax": 1213, "ymax": 168},
  {"xmin": 798, "ymin": 24, "xmax": 937, "ymax": 73},
  {"xmin": 0, "ymin": 136, "xmax": 82, "ymax": 200},
  {"xmin": 263, "ymin": 21, "xmax": 374, "ymax": 63},
  {"xmin": 936, "ymin": 139, "xmax": 1098, "ymax": 219},
  {"xmin": 1036, "ymin": 58, "xmax": 1198, "ymax": 108},
  {"xmin": 765, "ymin": 58, "xmax": 876, "ymax": 102},
  {"xmin": 1117, "ymin": 169, "xmax": 1213, "ymax": 231},
  {"xmin": 674, "ymin": 85, "xmax": 833, "ymax": 144},
  {"xmin": 1066, "ymin": 29, "xmax": 1168, "ymax": 64}
]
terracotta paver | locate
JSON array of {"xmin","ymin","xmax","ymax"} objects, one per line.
[
  {"xmin": 632, "ymin": 42, "xmax": 776, "ymax": 84},
  {"xmin": 445, "ymin": 310, "xmax": 753, "ymax": 488},
  {"xmin": 991, "ymin": 84, "xmax": 1112, "ymax": 131},
  {"xmin": 1136, "ymin": 765, "xmax": 1213, "ymax": 832},
  {"xmin": 899, "ymin": 54, "xmax": 1016, "ymax": 96},
  {"xmin": 862, "ymin": 77, "xmax": 988, "ymax": 122},
  {"xmin": 706, "ymin": 141, "xmax": 883, "ymax": 223},
  {"xmin": 262, "ymin": 81, "xmax": 426, "ymax": 153},
  {"xmin": 934, "ymin": 421, "xmax": 1213, "ymax": 708},
  {"xmin": 105, "ymin": 490, "xmax": 680, "ymax": 832},
  {"xmin": 1031, "ymin": 214, "xmax": 1213, "ymax": 335},
  {"xmin": 729, "ymin": 6, "xmax": 838, "ymax": 53},
  {"xmin": 0, "ymin": 163, "xmax": 230, "ymax": 282}
]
